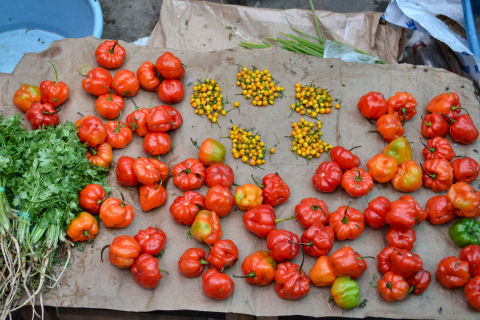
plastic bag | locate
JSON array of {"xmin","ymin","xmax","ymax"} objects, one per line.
[{"xmin": 323, "ymin": 40, "xmax": 382, "ymax": 64}]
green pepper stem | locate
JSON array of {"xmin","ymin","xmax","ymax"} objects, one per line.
[
  {"xmin": 129, "ymin": 97, "xmax": 141, "ymax": 110},
  {"xmin": 407, "ymin": 285, "xmax": 414, "ymax": 295},
  {"xmin": 354, "ymin": 169, "xmax": 362, "ymax": 182},
  {"xmin": 420, "ymin": 163, "xmax": 437, "ymax": 179},
  {"xmin": 190, "ymin": 138, "xmax": 200, "ymax": 149},
  {"xmin": 48, "ymin": 60, "xmax": 59, "ymax": 85},
  {"xmin": 275, "ymin": 215, "xmax": 296, "ymax": 224},
  {"xmin": 357, "ymin": 256, "xmax": 375, "ymax": 260},
  {"xmin": 421, "ymin": 116, "xmax": 431, "ymax": 127},
  {"xmin": 341, "ymin": 203, "xmax": 351, "ymax": 224},
  {"xmin": 113, "ymin": 186, "xmax": 125, "ymax": 205},
  {"xmin": 233, "ymin": 272, "xmax": 256, "ymax": 279},
  {"xmin": 288, "ymin": 240, "xmax": 313, "ymax": 247},
  {"xmin": 251, "ymin": 174, "xmax": 265, "ymax": 189},
  {"xmin": 159, "ymin": 268, "xmax": 169, "ymax": 275},
  {"xmin": 109, "ymin": 40, "xmax": 119, "ymax": 54},
  {"xmin": 200, "ymin": 258, "xmax": 209, "ymax": 265},
  {"xmin": 439, "ymin": 113, "xmax": 456, "ymax": 123},
  {"xmin": 419, "ymin": 138, "xmax": 435, "ymax": 153},
  {"xmin": 104, "ymin": 85, "xmax": 113, "ymax": 101}
]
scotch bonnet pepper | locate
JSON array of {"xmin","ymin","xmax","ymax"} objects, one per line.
[
  {"xmin": 383, "ymin": 137, "xmax": 412, "ymax": 164},
  {"xmin": 378, "ymin": 272, "xmax": 410, "ymax": 302},
  {"xmin": 329, "ymin": 205, "xmax": 365, "ymax": 241},
  {"xmin": 460, "ymin": 245, "xmax": 480, "ymax": 277},
  {"xmin": 243, "ymin": 204, "xmax": 295, "ymax": 238},
  {"xmin": 330, "ymin": 146, "xmax": 361, "ymax": 171},
  {"xmin": 130, "ymin": 253, "xmax": 164, "ymax": 289},
  {"xmin": 387, "ymin": 91, "xmax": 417, "ymax": 122},
  {"xmin": 447, "ymin": 182, "xmax": 480, "ymax": 218},
  {"xmin": 197, "ymin": 138, "xmax": 226, "ymax": 166},
  {"xmin": 425, "ymin": 195, "xmax": 457, "ymax": 225},
  {"xmin": 309, "ymin": 255, "xmax": 336, "ymax": 287},
  {"xmin": 451, "ymin": 157, "xmax": 480, "ymax": 184},
  {"xmin": 178, "ymin": 247, "xmax": 208, "ymax": 278},
  {"xmin": 206, "ymin": 239, "xmax": 239, "ymax": 271},
  {"xmin": 103, "ymin": 235, "xmax": 141, "ymax": 268},
  {"xmin": 266, "ymin": 229, "xmax": 300, "ymax": 262},
  {"xmin": 239, "ymin": 250, "xmax": 277, "ymax": 286},
  {"xmin": 169, "ymin": 191, "xmax": 204, "ymax": 226},
  {"xmin": 26, "ymin": 102, "xmax": 59, "ymax": 130},
  {"xmin": 172, "ymin": 158, "xmax": 206, "ymax": 191},
  {"xmin": 366, "ymin": 154, "xmax": 398, "ymax": 183},
  {"xmin": 329, "ymin": 246, "xmax": 369, "ymax": 279},
  {"xmin": 294, "ymin": 197, "xmax": 329, "ymax": 229},
  {"xmin": 426, "ymin": 92, "xmax": 462, "ymax": 118},
  {"xmin": 312, "ymin": 161, "xmax": 342, "ymax": 193},
  {"xmin": 364, "ymin": 196, "xmax": 390, "ymax": 229},
  {"xmin": 357, "ymin": 91, "xmax": 387, "ymax": 119},
  {"xmin": 235, "ymin": 183, "xmax": 263, "ymax": 211},
  {"xmin": 134, "ymin": 227, "xmax": 166, "ymax": 256},
  {"xmin": 391, "ymin": 161, "xmax": 422, "ymax": 193},
  {"xmin": 252, "ymin": 173, "xmax": 290, "ymax": 207},
  {"xmin": 376, "ymin": 113, "xmax": 404, "ymax": 142},
  {"xmin": 299, "ymin": 223, "xmax": 334, "ymax": 257},
  {"xmin": 190, "ymin": 210, "xmax": 222, "ymax": 246},
  {"xmin": 465, "ymin": 276, "xmax": 480, "ymax": 311},
  {"xmin": 202, "ymin": 269, "xmax": 234, "ymax": 300},
  {"xmin": 331, "ymin": 276, "xmax": 361, "ymax": 309},
  {"xmin": 66, "ymin": 211, "xmax": 99, "ymax": 242},
  {"xmin": 421, "ymin": 158, "xmax": 453, "ymax": 193},
  {"xmin": 449, "ymin": 218, "xmax": 480, "ymax": 247},
  {"xmin": 421, "ymin": 113, "xmax": 449, "ymax": 138},
  {"xmin": 274, "ymin": 262, "xmax": 310, "ymax": 300},
  {"xmin": 421, "ymin": 137, "xmax": 455, "ymax": 161},
  {"xmin": 436, "ymin": 256, "xmax": 470, "ymax": 289},
  {"xmin": 13, "ymin": 84, "xmax": 41, "ymax": 112},
  {"xmin": 340, "ymin": 167, "xmax": 374, "ymax": 197}
]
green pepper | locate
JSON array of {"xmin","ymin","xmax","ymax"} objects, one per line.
[
  {"xmin": 382, "ymin": 137, "xmax": 412, "ymax": 164},
  {"xmin": 331, "ymin": 276, "xmax": 360, "ymax": 309},
  {"xmin": 449, "ymin": 218, "xmax": 480, "ymax": 247}
]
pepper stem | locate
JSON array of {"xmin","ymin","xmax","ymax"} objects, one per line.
[
  {"xmin": 251, "ymin": 174, "xmax": 264, "ymax": 189},
  {"xmin": 354, "ymin": 169, "xmax": 362, "ymax": 182},
  {"xmin": 159, "ymin": 268, "xmax": 169, "ymax": 275},
  {"xmin": 341, "ymin": 203, "xmax": 351, "ymax": 224},
  {"xmin": 401, "ymin": 107, "xmax": 407, "ymax": 125},
  {"xmin": 129, "ymin": 97, "xmax": 140, "ymax": 110},
  {"xmin": 104, "ymin": 85, "xmax": 113, "ymax": 101},
  {"xmin": 233, "ymin": 272, "xmax": 256, "ymax": 279},
  {"xmin": 439, "ymin": 113, "xmax": 456, "ymax": 123},
  {"xmin": 288, "ymin": 239, "xmax": 313, "ymax": 247},
  {"xmin": 349, "ymin": 146, "xmax": 361, "ymax": 152},
  {"xmin": 43, "ymin": 107, "xmax": 62, "ymax": 115},
  {"xmin": 275, "ymin": 215, "xmax": 296, "ymax": 224},
  {"xmin": 100, "ymin": 244, "xmax": 109, "ymax": 263},
  {"xmin": 113, "ymin": 186, "xmax": 125, "ymax": 206},
  {"xmin": 190, "ymin": 138, "xmax": 200, "ymax": 149},
  {"xmin": 407, "ymin": 285, "xmax": 414, "ymax": 295},
  {"xmin": 114, "ymin": 111, "xmax": 124, "ymax": 133},
  {"xmin": 298, "ymin": 250, "xmax": 305, "ymax": 273},
  {"xmin": 200, "ymin": 258, "xmax": 209, "ymax": 265},
  {"xmin": 356, "ymin": 256, "xmax": 375, "ymax": 260},
  {"xmin": 420, "ymin": 163, "xmax": 437, "ymax": 179},
  {"xmin": 48, "ymin": 60, "xmax": 59, "ymax": 85},
  {"xmin": 419, "ymin": 138, "xmax": 435, "ymax": 153},
  {"xmin": 421, "ymin": 116, "xmax": 431, "ymax": 127},
  {"xmin": 109, "ymin": 40, "xmax": 119, "ymax": 54}
]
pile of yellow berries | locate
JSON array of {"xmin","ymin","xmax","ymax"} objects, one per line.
[
  {"xmin": 291, "ymin": 83, "xmax": 340, "ymax": 118},
  {"xmin": 190, "ymin": 78, "xmax": 226, "ymax": 123},
  {"xmin": 229, "ymin": 125, "xmax": 267, "ymax": 166},
  {"xmin": 236, "ymin": 66, "xmax": 284, "ymax": 107},
  {"xmin": 290, "ymin": 118, "xmax": 332, "ymax": 159}
]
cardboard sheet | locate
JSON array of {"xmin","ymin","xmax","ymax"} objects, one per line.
[
  {"xmin": 147, "ymin": 0, "xmax": 403, "ymax": 63},
  {"xmin": 1, "ymin": 37, "xmax": 479, "ymax": 318}
]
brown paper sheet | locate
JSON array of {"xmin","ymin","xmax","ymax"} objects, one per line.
[
  {"xmin": 1, "ymin": 37, "xmax": 479, "ymax": 318},
  {"xmin": 147, "ymin": 0, "xmax": 403, "ymax": 63}
]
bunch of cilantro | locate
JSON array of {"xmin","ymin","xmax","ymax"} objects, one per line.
[{"xmin": 0, "ymin": 115, "xmax": 109, "ymax": 248}]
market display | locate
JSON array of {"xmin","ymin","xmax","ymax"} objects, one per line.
[{"xmin": 1, "ymin": 36, "xmax": 479, "ymax": 319}]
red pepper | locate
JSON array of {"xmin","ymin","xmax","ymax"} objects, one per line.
[
  {"xmin": 239, "ymin": 250, "xmax": 276, "ymax": 286},
  {"xmin": 82, "ymin": 67, "xmax": 112, "ymax": 96},
  {"xmin": 243, "ymin": 204, "xmax": 295, "ymax": 238},
  {"xmin": 79, "ymin": 184, "xmax": 107, "ymax": 214},
  {"xmin": 422, "ymin": 158, "xmax": 454, "ymax": 192},
  {"xmin": 390, "ymin": 249, "xmax": 423, "ymax": 277},
  {"xmin": 364, "ymin": 196, "xmax": 390, "ymax": 229},
  {"xmin": 312, "ymin": 161, "xmax": 342, "ymax": 193},
  {"xmin": 202, "ymin": 269, "xmax": 234, "ymax": 300},
  {"xmin": 407, "ymin": 269, "xmax": 431, "ymax": 295},
  {"xmin": 385, "ymin": 196, "xmax": 424, "ymax": 229},
  {"xmin": 465, "ymin": 276, "xmax": 480, "ymax": 311},
  {"xmin": 134, "ymin": 227, "xmax": 166, "ymax": 256},
  {"xmin": 206, "ymin": 239, "xmax": 239, "ymax": 271},
  {"xmin": 143, "ymin": 132, "xmax": 171, "ymax": 156},
  {"xmin": 294, "ymin": 197, "xmax": 329, "ymax": 229},
  {"xmin": 137, "ymin": 61, "xmax": 161, "ymax": 91},
  {"xmin": 146, "ymin": 105, "xmax": 172, "ymax": 132},
  {"xmin": 115, "ymin": 156, "xmax": 138, "ymax": 187},
  {"xmin": 329, "ymin": 246, "xmax": 369, "ymax": 279},
  {"xmin": 25, "ymin": 102, "xmax": 59, "ymax": 129},
  {"xmin": 266, "ymin": 229, "xmax": 300, "ymax": 262},
  {"xmin": 75, "ymin": 115, "xmax": 107, "ymax": 148},
  {"xmin": 105, "ymin": 120, "xmax": 132, "ymax": 149},
  {"xmin": 377, "ymin": 246, "xmax": 395, "ymax": 274},
  {"xmin": 329, "ymin": 205, "xmax": 365, "ymax": 241},
  {"xmin": 330, "ymin": 146, "xmax": 361, "ymax": 171},
  {"xmin": 447, "ymin": 114, "xmax": 479, "ymax": 144},
  {"xmin": 126, "ymin": 105, "xmax": 150, "ymax": 136},
  {"xmin": 112, "ymin": 70, "xmax": 139, "ymax": 97},
  {"xmin": 130, "ymin": 253, "xmax": 163, "ymax": 289},
  {"xmin": 139, "ymin": 183, "xmax": 167, "ymax": 211},
  {"xmin": 451, "ymin": 157, "xmax": 480, "ymax": 184},
  {"xmin": 421, "ymin": 113, "xmax": 449, "ymax": 138},
  {"xmin": 422, "ymin": 137, "xmax": 455, "ymax": 161},
  {"xmin": 376, "ymin": 114, "xmax": 404, "ymax": 142},
  {"xmin": 159, "ymin": 104, "xmax": 183, "ymax": 130},
  {"xmin": 39, "ymin": 61, "xmax": 69, "ymax": 108},
  {"xmin": 155, "ymin": 52, "xmax": 185, "ymax": 80},
  {"xmin": 387, "ymin": 91, "xmax": 417, "ymax": 122},
  {"xmin": 299, "ymin": 223, "xmax": 334, "ymax": 257},
  {"xmin": 172, "ymin": 158, "xmax": 206, "ymax": 191},
  {"xmin": 132, "ymin": 157, "xmax": 168, "ymax": 186},
  {"xmin": 205, "ymin": 163, "xmax": 234, "ymax": 188},
  {"xmin": 95, "ymin": 40, "xmax": 126, "ymax": 69},
  {"xmin": 400, "ymin": 195, "xmax": 427, "ymax": 222},
  {"xmin": 459, "ymin": 245, "xmax": 480, "ymax": 277},
  {"xmin": 205, "ymin": 185, "xmax": 234, "ymax": 218},
  {"xmin": 157, "ymin": 79, "xmax": 185, "ymax": 104},
  {"xmin": 426, "ymin": 92, "xmax": 462, "ymax": 119},
  {"xmin": 253, "ymin": 173, "xmax": 290, "ymax": 207},
  {"xmin": 178, "ymin": 248, "xmax": 208, "ymax": 278},
  {"xmin": 357, "ymin": 91, "xmax": 387, "ymax": 119},
  {"xmin": 378, "ymin": 272, "xmax": 410, "ymax": 302},
  {"xmin": 386, "ymin": 227, "xmax": 416, "ymax": 251},
  {"xmin": 95, "ymin": 88, "xmax": 124, "ymax": 120},
  {"xmin": 436, "ymin": 256, "xmax": 470, "ymax": 288},
  {"xmin": 274, "ymin": 262, "xmax": 310, "ymax": 300},
  {"xmin": 340, "ymin": 167, "xmax": 374, "ymax": 198},
  {"xmin": 169, "ymin": 191, "xmax": 204, "ymax": 226},
  {"xmin": 425, "ymin": 195, "xmax": 457, "ymax": 225}
]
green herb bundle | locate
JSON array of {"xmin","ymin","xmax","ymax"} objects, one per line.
[{"xmin": 0, "ymin": 115, "xmax": 109, "ymax": 319}]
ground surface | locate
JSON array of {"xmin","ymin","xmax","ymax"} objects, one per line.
[{"xmin": 99, "ymin": 0, "xmax": 389, "ymax": 42}]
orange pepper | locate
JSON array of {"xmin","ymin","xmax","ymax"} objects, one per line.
[
  {"xmin": 391, "ymin": 161, "xmax": 422, "ymax": 192},
  {"xmin": 234, "ymin": 183, "xmax": 263, "ymax": 211},
  {"xmin": 103, "ymin": 235, "xmax": 141, "ymax": 269},
  {"xmin": 66, "ymin": 211, "xmax": 98, "ymax": 242},
  {"xmin": 99, "ymin": 197, "xmax": 135, "ymax": 228},
  {"xmin": 376, "ymin": 114, "xmax": 404, "ymax": 142},
  {"xmin": 366, "ymin": 154, "xmax": 398, "ymax": 183},
  {"xmin": 447, "ymin": 182, "xmax": 480, "ymax": 218},
  {"xmin": 13, "ymin": 84, "xmax": 41, "ymax": 112},
  {"xmin": 309, "ymin": 256, "xmax": 336, "ymax": 287},
  {"xmin": 86, "ymin": 143, "xmax": 113, "ymax": 168}
]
